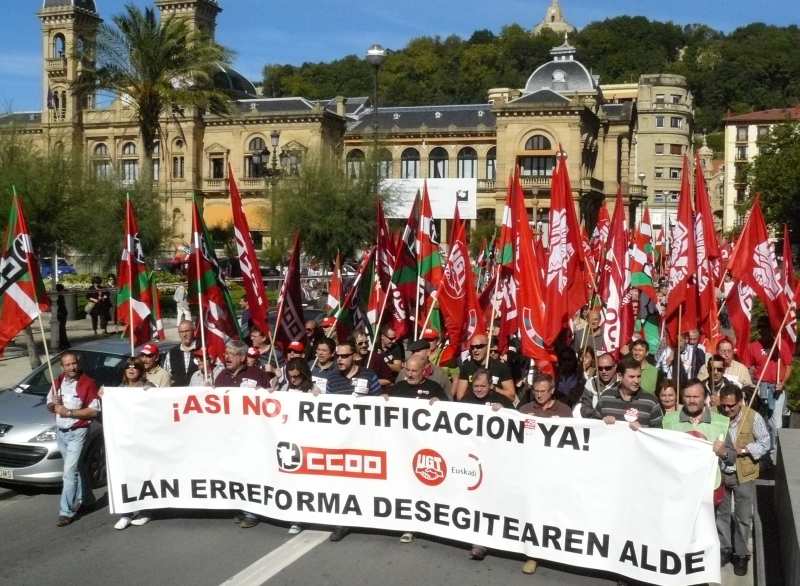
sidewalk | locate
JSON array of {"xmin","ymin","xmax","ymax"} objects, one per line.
[{"xmin": 0, "ymin": 315, "xmax": 180, "ymax": 386}]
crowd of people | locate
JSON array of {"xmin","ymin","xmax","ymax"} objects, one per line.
[{"xmin": 46, "ymin": 304, "xmax": 787, "ymax": 579}]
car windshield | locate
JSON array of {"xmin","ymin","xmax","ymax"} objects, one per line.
[{"xmin": 14, "ymin": 350, "xmax": 126, "ymax": 396}]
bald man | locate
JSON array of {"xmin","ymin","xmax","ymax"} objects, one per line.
[
  {"xmin": 453, "ymin": 334, "xmax": 516, "ymax": 403},
  {"xmin": 389, "ymin": 355, "xmax": 449, "ymax": 401}
]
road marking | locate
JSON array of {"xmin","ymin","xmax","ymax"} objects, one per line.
[{"xmin": 220, "ymin": 529, "xmax": 330, "ymax": 586}]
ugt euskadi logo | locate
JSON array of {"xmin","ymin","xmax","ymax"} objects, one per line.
[{"xmin": 276, "ymin": 442, "xmax": 387, "ymax": 479}]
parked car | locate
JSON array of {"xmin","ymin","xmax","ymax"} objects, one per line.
[
  {"xmin": 0, "ymin": 339, "xmax": 176, "ymax": 488},
  {"xmin": 39, "ymin": 258, "xmax": 77, "ymax": 279}
]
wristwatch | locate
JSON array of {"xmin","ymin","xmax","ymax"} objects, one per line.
[{"xmin": 67, "ymin": 409, "xmax": 73, "ymax": 418}]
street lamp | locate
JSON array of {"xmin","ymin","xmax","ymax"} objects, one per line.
[
  {"xmin": 268, "ymin": 129, "xmax": 280, "ymax": 243},
  {"xmin": 270, "ymin": 129, "xmax": 280, "ymax": 174},
  {"xmin": 366, "ymin": 43, "xmax": 386, "ymax": 176}
]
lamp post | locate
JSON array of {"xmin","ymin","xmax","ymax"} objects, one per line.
[
  {"xmin": 366, "ymin": 43, "xmax": 386, "ymax": 183},
  {"xmin": 269, "ymin": 129, "xmax": 280, "ymax": 243}
]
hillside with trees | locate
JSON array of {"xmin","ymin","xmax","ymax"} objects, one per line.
[{"xmin": 261, "ymin": 17, "xmax": 800, "ymax": 132}]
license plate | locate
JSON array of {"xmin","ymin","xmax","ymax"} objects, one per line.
[{"xmin": 0, "ymin": 468, "xmax": 13, "ymax": 480}]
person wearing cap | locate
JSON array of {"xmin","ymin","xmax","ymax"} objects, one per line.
[
  {"xmin": 275, "ymin": 341, "xmax": 306, "ymax": 390},
  {"xmin": 453, "ymin": 334, "xmax": 516, "ymax": 404},
  {"xmin": 163, "ymin": 320, "xmax": 198, "ymax": 386},
  {"xmin": 395, "ymin": 339, "xmax": 451, "ymax": 396},
  {"xmin": 139, "ymin": 343, "xmax": 172, "ymax": 387},
  {"xmin": 245, "ymin": 346, "xmax": 260, "ymax": 369},
  {"xmin": 189, "ymin": 348, "xmax": 221, "ymax": 386},
  {"xmin": 320, "ymin": 316, "xmax": 337, "ymax": 340},
  {"xmin": 310, "ymin": 337, "xmax": 336, "ymax": 393}
]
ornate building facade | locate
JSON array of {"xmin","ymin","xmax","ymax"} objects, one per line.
[{"xmin": 5, "ymin": 0, "xmax": 697, "ymax": 252}]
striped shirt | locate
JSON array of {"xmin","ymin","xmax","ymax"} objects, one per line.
[{"xmin": 592, "ymin": 386, "xmax": 663, "ymax": 428}]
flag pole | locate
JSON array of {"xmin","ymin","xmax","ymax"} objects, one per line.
[
  {"xmin": 419, "ymin": 294, "xmax": 439, "ymax": 334},
  {"xmin": 192, "ymin": 199, "xmax": 210, "ymax": 385},
  {"xmin": 12, "ymin": 187, "xmax": 56, "ymax": 397},
  {"xmin": 484, "ymin": 271, "xmax": 502, "ymax": 368},
  {"xmin": 413, "ymin": 192, "xmax": 423, "ymax": 340},
  {"xmin": 367, "ymin": 279, "xmax": 392, "ymax": 367},
  {"xmin": 676, "ymin": 305, "xmax": 682, "ymax": 399},
  {"xmin": 267, "ymin": 275, "xmax": 287, "ymax": 368},
  {"xmin": 125, "ymin": 193, "xmax": 136, "ymax": 357}
]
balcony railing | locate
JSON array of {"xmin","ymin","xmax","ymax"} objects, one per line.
[
  {"xmin": 477, "ymin": 178, "xmax": 496, "ymax": 191},
  {"xmin": 238, "ymin": 177, "xmax": 266, "ymax": 189},
  {"xmin": 204, "ymin": 178, "xmax": 226, "ymax": 190},
  {"xmin": 645, "ymin": 101, "xmax": 692, "ymax": 113},
  {"xmin": 520, "ymin": 175, "xmax": 552, "ymax": 187},
  {"xmin": 45, "ymin": 57, "xmax": 67, "ymax": 76}
]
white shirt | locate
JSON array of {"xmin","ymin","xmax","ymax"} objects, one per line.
[{"xmin": 47, "ymin": 376, "xmax": 100, "ymax": 429}]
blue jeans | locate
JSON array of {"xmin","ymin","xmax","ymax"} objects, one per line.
[
  {"xmin": 758, "ymin": 383, "xmax": 786, "ymax": 462},
  {"xmin": 56, "ymin": 427, "xmax": 89, "ymax": 518}
]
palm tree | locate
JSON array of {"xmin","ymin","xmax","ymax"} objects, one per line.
[{"xmin": 73, "ymin": 4, "xmax": 233, "ymax": 180}]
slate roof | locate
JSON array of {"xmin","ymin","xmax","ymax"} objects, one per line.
[
  {"xmin": 314, "ymin": 96, "xmax": 370, "ymax": 118},
  {"xmin": 507, "ymin": 89, "xmax": 570, "ymax": 106},
  {"xmin": 233, "ymin": 97, "xmax": 316, "ymax": 114},
  {"xmin": 0, "ymin": 112, "xmax": 43, "ymax": 125},
  {"xmin": 347, "ymin": 104, "xmax": 495, "ymax": 134}
]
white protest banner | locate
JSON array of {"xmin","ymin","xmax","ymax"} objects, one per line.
[
  {"xmin": 102, "ymin": 388, "xmax": 720, "ymax": 586},
  {"xmin": 381, "ymin": 178, "xmax": 477, "ymax": 219}
]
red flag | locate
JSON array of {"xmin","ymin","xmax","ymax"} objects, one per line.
[
  {"xmin": 336, "ymin": 247, "xmax": 375, "ymax": 340},
  {"xmin": 600, "ymin": 190, "xmax": 634, "ymax": 357},
  {"xmin": 375, "ymin": 200, "xmax": 411, "ymax": 339},
  {"xmin": 726, "ymin": 281, "xmax": 754, "ymax": 361},
  {"xmin": 416, "ymin": 182, "xmax": 442, "ymax": 325},
  {"xmin": 375, "ymin": 201, "xmax": 395, "ymax": 290},
  {"xmin": 117, "ymin": 196, "xmax": 152, "ymax": 347},
  {"xmin": 0, "ymin": 193, "xmax": 50, "ymax": 355},
  {"xmin": 228, "ymin": 164, "xmax": 269, "ymax": 336},
  {"xmin": 274, "ymin": 233, "xmax": 306, "ymax": 350},
  {"xmin": 437, "ymin": 208, "xmax": 485, "ymax": 366},
  {"xmin": 511, "ymin": 170, "xmax": 551, "ymax": 363},
  {"xmin": 664, "ymin": 155, "xmax": 697, "ymax": 345},
  {"xmin": 187, "ymin": 199, "xmax": 241, "ymax": 361},
  {"xmin": 494, "ymin": 183, "xmax": 517, "ymax": 354},
  {"xmin": 727, "ymin": 197, "xmax": 796, "ymax": 363},
  {"xmin": 590, "ymin": 203, "xmax": 611, "ymax": 270},
  {"xmin": 543, "ymin": 152, "xmax": 589, "ymax": 344},
  {"xmin": 694, "ymin": 155, "xmax": 722, "ymax": 351}
]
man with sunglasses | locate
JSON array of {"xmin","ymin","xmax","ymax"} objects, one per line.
[
  {"xmin": 705, "ymin": 354, "xmax": 736, "ymax": 405},
  {"xmin": 453, "ymin": 334, "xmax": 515, "ymax": 404},
  {"xmin": 698, "ymin": 339, "xmax": 752, "ymax": 388},
  {"xmin": 714, "ymin": 384, "xmax": 770, "ymax": 576},
  {"xmin": 577, "ymin": 352, "xmax": 618, "ymax": 417},
  {"xmin": 327, "ymin": 340, "xmax": 381, "ymax": 396},
  {"xmin": 163, "ymin": 320, "xmax": 198, "ymax": 386},
  {"xmin": 353, "ymin": 330, "xmax": 371, "ymax": 365},
  {"xmin": 369, "ymin": 326, "xmax": 405, "ymax": 388}
]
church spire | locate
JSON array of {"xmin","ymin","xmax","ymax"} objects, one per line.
[{"xmin": 533, "ymin": 0, "xmax": 576, "ymax": 36}]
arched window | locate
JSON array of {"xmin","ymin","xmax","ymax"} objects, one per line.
[
  {"xmin": 151, "ymin": 141, "xmax": 160, "ymax": 183},
  {"xmin": 377, "ymin": 148, "xmax": 392, "ymax": 179},
  {"xmin": 401, "ymin": 148, "xmax": 420, "ymax": 179},
  {"xmin": 173, "ymin": 138, "xmax": 184, "ymax": 151},
  {"xmin": 486, "ymin": 147, "xmax": 496, "ymax": 180},
  {"xmin": 428, "ymin": 147, "xmax": 449, "ymax": 179},
  {"xmin": 525, "ymin": 135, "xmax": 552, "ymax": 151},
  {"xmin": 120, "ymin": 142, "xmax": 138, "ymax": 185},
  {"xmin": 346, "ymin": 149, "xmax": 365, "ymax": 179},
  {"xmin": 245, "ymin": 136, "xmax": 268, "ymax": 178},
  {"xmin": 52, "ymin": 34, "xmax": 65, "ymax": 58},
  {"xmin": 457, "ymin": 147, "xmax": 477, "ymax": 179},
  {"xmin": 93, "ymin": 143, "xmax": 109, "ymax": 157},
  {"xmin": 172, "ymin": 139, "xmax": 185, "ymax": 180}
]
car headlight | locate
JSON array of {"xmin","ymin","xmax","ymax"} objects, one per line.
[{"xmin": 30, "ymin": 426, "xmax": 58, "ymax": 443}]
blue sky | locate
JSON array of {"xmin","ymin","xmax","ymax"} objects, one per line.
[{"xmin": 2, "ymin": 0, "xmax": 797, "ymax": 112}]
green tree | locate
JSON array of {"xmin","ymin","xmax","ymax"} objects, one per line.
[
  {"xmin": 0, "ymin": 130, "xmax": 164, "ymax": 269},
  {"xmin": 270, "ymin": 153, "xmax": 387, "ymax": 265},
  {"xmin": 73, "ymin": 4, "xmax": 233, "ymax": 177},
  {"xmin": 748, "ymin": 122, "xmax": 800, "ymax": 242}
]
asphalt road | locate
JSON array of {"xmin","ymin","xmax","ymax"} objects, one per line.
[{"xmin": 0, "ymin": 484, "xmax": 621, "ymax": 586}]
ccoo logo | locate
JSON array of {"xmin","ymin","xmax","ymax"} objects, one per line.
[{"xmin": 413, "ymin": 448, "xmax": 447, "ymax": 486}]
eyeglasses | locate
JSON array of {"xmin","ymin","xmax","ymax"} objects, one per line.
[
  {"xmin": 335, "ymin": 353, "xmax": 354, "ymax": 359},
  {"xmin": 125, "ymin": 365, "xmax": 139, "ymax": 370},
  {"xmin": 598, "ymin": 365, "xmax": 616, "ymax": 371},
  {"xmin": 712, "ymin": 367, "xmax": 725, "ymax": 373},
  {"xmin": 382, "ymin": 335, "xmax": 396, "ymax": 342},
  {"xmin": 470, "ymin": 344, "xmax": 487, "ymax": 350},
  {"xmin": 356, "ymin": 341, "xmax": 368, "ymax": 346},
  {"xmin": 178, "ymin": 329, "xmax": 193, "ymax": 334}
]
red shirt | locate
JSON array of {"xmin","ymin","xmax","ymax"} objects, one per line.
[{"xmin": 744, "ymin": 340, "xmax": 781, "ymax": 384}]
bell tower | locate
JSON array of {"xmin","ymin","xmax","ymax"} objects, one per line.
[
  {"xmin": 154, "ymin": 0, "xmax": 222, "ymax": 39},
  {"xmin": 38, "ymin": 0, "xmax": 101, "ymax": 151}
]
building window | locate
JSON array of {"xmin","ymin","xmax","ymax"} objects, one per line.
[
  {"xmin": 245, "ymin": 137, "xmax": 268, "ymax": 178},
  {"xmin": 736, "ymin": 145, "xmax": 748, "ymax": 161},
  {"xmin": 401, "ymin": 148, "xmax": 420, "ymax": 179},
  {"xmin": 172, "ymin": 156, "xmax": 185, "ymax": 179},
  {"xmin": 210, "ymin": 155, "xmax": 225, "ymax": 179},
  {"xmin": 655, "ymin": 143, "xmax": 665, "ymax": 155},
  {"xmin": 670, "ymin": 117, "xmax": 682, "ymax": 128},
  {"xmin": 669, "ymin": 167, "xmax": 681, "ymax": 180},
  {"xmin": 121, "ymin": 142, "xmax": 136, "ymax": 156},
  {"xmin": 736, "ymin": 126, "xmax": 748, "ymax": 142},
  {"xmin": 671, "ymin": 94, "xmax": 681, "ymax": 104},
  {"xmin": 52, "ymin": 34, "xmax": 66, "ymax": 58},
  {"xmin": 736, "ymin": 188, "xmax": 747, "ymax": 203},
  {"xmin": 151, "ymin": 141, "xmax": 160, "ymax": 182},
  {"xmin": 519, "ymin": 156, "xmax": 556, "ymax": 177},
  {"xmin": 486, "ymin": 147, "xmax": 496, "ymax": 180},
  {"xmin": 457, "ymin": 147, "xmax": 477, "ymax": 179},
  {"xmin": 757, "ymin": 125, "xmax": 770, "ymax": 141},
  {"xmin": 377, "ymin": 149, "xmax": 392, "ymax": 179},
  {"xmin": 655, "ymin": 94, "xmax": 665, "ymax": 104},
  {"xmin": 428, "ymin": 147, "xmax": 449, "ymax": 178},
  {"xmin": 346, "ymin": 149, "xmax": 365, "ymax": 179},
  {"xmin": 670, "ymin": 144, "xmax": 683, "ymax": 155},
  {"xmin": 251, "ymin": 231, "xmax": 264, "ymax": 251},
  {"xmin": 654, "ymin": 167, "xmax": 664, "ymax": 179},
  {"xmin": 120, "ymin": 142, "xmax": 138, "ymax": 185},
  {"xmin": 655, "ymin": 116, "xmax": 665, "ymax": 128},
  {"xmin": 524, "ymin": 135, "xmax": 552, "ymax": 151}
]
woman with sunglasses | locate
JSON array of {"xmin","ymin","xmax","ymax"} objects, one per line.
[{"xmin": 113, "ymin": 357, "xmax": 153, "ymax": 530}]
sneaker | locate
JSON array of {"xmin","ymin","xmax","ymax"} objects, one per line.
[
  {"xmin": 288, "ymin": 524, "xmax": 302, "ymax": 535},
  {"xmin": 733, "ymin": 555, "xmax": 749, "ymax": 577},
  {"xmin": 720, "ymin": 549, "xmax": 732, "ymax": 567},
  {"xmin": 400, "ymin": 532, "xmax": 414, "ymax": 543},
  {"xmin": 329, "ymin": 526, "xmax": 350, "ymax": 542},
  {"xmin": 114, "ymin": 516, "xmax": 132, "ymax": 530},
  {"xmin": 130, "ymin": 516, "xmax": 150, "ymax": 526},
  {"xmin": 521, "ymin": 559, "xmax": 538, "ymax": 574},
  {"xmin": 470, "ymin": 545, "xmax": 487, "ymax": 560},
  {"xmin": 56, "ymin": 516, "xmax": 73, "ymax": 527},
  {"xmin": 239, "ymin": 517, "xmax": 259, "ymax": 529}
]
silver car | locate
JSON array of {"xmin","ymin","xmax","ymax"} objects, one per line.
[{"xmin": 0, "ymin": 339, "xmax": 176, "ymax": 487}]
